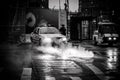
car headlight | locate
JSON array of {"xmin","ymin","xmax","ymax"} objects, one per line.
[
  {"xmin": 62, "ymin": 37, "xmax": 67, "ymax": 41},
  {"xmin": 113, "ymin": 37, "xmax": 117, "ymax": 40},
  {"xmin": 108, "ymin": 37, "xmax": 112, "ymax": 40}
]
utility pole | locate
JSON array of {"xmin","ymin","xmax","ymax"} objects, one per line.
[
  {"xmin": 65, "ymin": 0, "xmax": 70, "ymax": 40},
  {"xmin": 58, "ymin": 0, "xmax": 61, "ymax": 29}
]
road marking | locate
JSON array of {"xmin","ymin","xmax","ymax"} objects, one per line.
[
  {"xmin": 85, "ymin": 64, "xmax": 104, "ymax": 74},
  {"xmin": 94, "ymin": 51, "xmax": 103, "ymax": 56},
  {"xmin": 42, "ymin": 61, "xmax": 83, "ymax": 74},
  {"xmin": 41, "ymin": 61, "xmax": 82, "ymax": 69},
  {"xmin": 21, "ymin": 68, "xmax": 32, "ymax": 80},
  {"xmin": 44, "ymin": 76, "xmax": 82, "ymax": 80},
  {"xmin": 45, "ymin": 76, "xmax": 55, "ymax": 80},
  {"xmin": 85, "ymin": 63, "xmax": 107, "ymax": 80},
  {"xmin": 70, "ymin": 61, "xmax": 81, "ymax": 69},
  {"xmin": 69, "ymin": 76, "xmax": 82, "ymax": 80}
]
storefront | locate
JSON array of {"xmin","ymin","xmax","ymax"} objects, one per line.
[{"xmin": 70, "ymin": 16, "xmax": 95, "ymax": 41}]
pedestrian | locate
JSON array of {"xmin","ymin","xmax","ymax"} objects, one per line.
[{"xmin": 59, "ymin": 25, "xmax": 66, "ymax": 36}]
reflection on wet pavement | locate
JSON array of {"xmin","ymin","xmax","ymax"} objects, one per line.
[{"xmin": 106, "ymin": 48, "xmax": 118, "ymax": 71}]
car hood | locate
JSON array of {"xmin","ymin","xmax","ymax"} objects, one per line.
[{"xmin": 39, "ymin": 34, "xmax": 66, "ymax": 38}]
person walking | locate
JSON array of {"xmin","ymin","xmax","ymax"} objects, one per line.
[{"xmin": 59, "ymin": 25, "xmax": 66, "ymax": 36}]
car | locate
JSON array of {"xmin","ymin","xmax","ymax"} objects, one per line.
[
  {"xmin": 93, "ymin": 20, "xmax": 119, "ymax": 45},
  {"xmin": 30, "ymin": 27, "xmax": 67, "ymax": 47}
]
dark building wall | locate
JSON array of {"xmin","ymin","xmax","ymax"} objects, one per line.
[
  {"xmin": 8, "ymin": 8, "xmax": 59, "ymax": 43},
  {"xmin": 70, "ymin": 17, "xmax": 80, "ymax": 40},
  {"xmin": 78, "ymin": 0, "xmax": 114, "ymax": 17},
  {"xmin": 29, "ymin": 0, "xmax": 49, "ymax": 8},
  {"xmin": 8, "ymin": 0, "xmax": 49, "ymax": 8},
  {"xmin": 78, "ymin": 0, "xmax": 100, "ymax": 17},
  {"xmin": 76, "ymin": 0, "xmax": 120, "ymax": 41},
  {"xmin": 26, "ymin": 8, "xmax": 58, "ymax": 28},
  {"xmin": 70, "ymin": 16, "xmax": 94, "ymax": 40},
  {"xmin": 0, "ymin": 0, "xmax": 10, "ymax": 43}
]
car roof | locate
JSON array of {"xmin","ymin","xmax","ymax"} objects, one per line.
[{"xmin": 36, "ymin": 27, "xmax": 57, "ymax": 29}]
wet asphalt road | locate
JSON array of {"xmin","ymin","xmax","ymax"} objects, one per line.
[
  {"xmin": 31, "ymin": 42, "xmax": 120, "ymax": 80},
  {"xmin": 0, "ymin": 41, "xmax": 120, "ymax": 80}
]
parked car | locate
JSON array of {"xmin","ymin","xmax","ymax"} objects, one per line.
[
  {"xmin": 30, "ymin": 27, "xmax": 67, "ymax": 47},
  {"xmin": 93, "ymin": 21, "xmax": 119, "ymax": 45}
]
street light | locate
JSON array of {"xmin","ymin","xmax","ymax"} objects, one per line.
[{"xmin": 65, "ymin": 0, "xmax": 70, "ymax": 40}]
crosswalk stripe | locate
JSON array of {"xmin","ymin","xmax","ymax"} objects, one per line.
[
  {"xmin": 69, "ymin": 76, "xmax": 82, "ymax": 80},
  {"xmin": 44, "ymin": 76, "xmax": 82, "ymax": 80},
  {"xmin": 94, "ymin": 51, "xmax": 103, "ymax": 56},
  {"xmin": 21, "ymin": 68, "xmax": 32, "ymax": 80},
  {"xmin": 85, "ymin": 63, "xmax": 107, "ymax": 80},
  {"xmin": 85, "ymin": 64, "xmax": 104, "ymax": 74},
  {"xmin": 45, "ymin": 76, "xmax": 56, "ymax": 80},
  {"xmin": 70, "ymin": 61, "xmax": 81, "ymax": 68}
]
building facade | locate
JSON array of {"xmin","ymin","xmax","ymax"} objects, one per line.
[
  {"xmin": 29, "ymin": 0, "xmax": 49, "ymax": 8},
  {"xmin": 9, "ymin": 0, "xmax": 49, "ymax": 43},
  {"xmin": 70, "ymin": 0, "xmax": 113, "ymax": 41}
]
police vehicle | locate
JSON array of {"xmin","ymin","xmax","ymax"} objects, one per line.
[{"xmin": 93, "ymin": 20, "xmax": 119, "ymax": 45}]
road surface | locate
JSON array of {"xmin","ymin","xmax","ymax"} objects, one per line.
[{"xmin": 0, "ymin": 41, "xmax": 120, "ymax": 80}]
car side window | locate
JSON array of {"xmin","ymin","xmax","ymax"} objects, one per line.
[{"xmin": 33, "ymin": 28, "xmax": 38, "ymax": 34}]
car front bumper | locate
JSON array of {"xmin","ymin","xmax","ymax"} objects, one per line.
[{"xmin": 103, "ymin": 37, "xmax": 118, "ymax": 43}]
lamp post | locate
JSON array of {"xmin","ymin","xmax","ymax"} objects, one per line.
[{"xmin": 65, "ymin": 0, "xmax": 70, "ymax": 40}]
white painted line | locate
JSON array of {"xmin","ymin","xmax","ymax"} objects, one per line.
[
  {"xmin": 61, "ymin": 61, "xmax": 83, "ymax": 74},
  {"xmin": 85, "ymin": 64, "xmax": 107, "ymax": 80},
  {"xmin": 21, "ymin": 68, "xmax": 32, "ymax": 80},
  {"xmin": 70, "ymin": 61, "xmax": 81, "ymax": 68},
  {"xmin": 69, "ymin": 76, "xmax": 82, "ymax": 80},
  {"xmin": 85, "ymin": 64, "xmax": 104, "ymax": 74},
  {"xmin": 94, "ymin": 51, "xmax": 102, "ymax": 56},
  {"xmin": 45, "ymin": 76, "xmax": 56, "ymax": 80}
]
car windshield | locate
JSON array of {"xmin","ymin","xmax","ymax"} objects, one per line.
[
  {"xmin": 39, "ymin": 27, "xmax": 60, "ymax": 34},
  {"xmin": 99, "ymin": 25, "xmax": 117, "ymax": 33}
]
